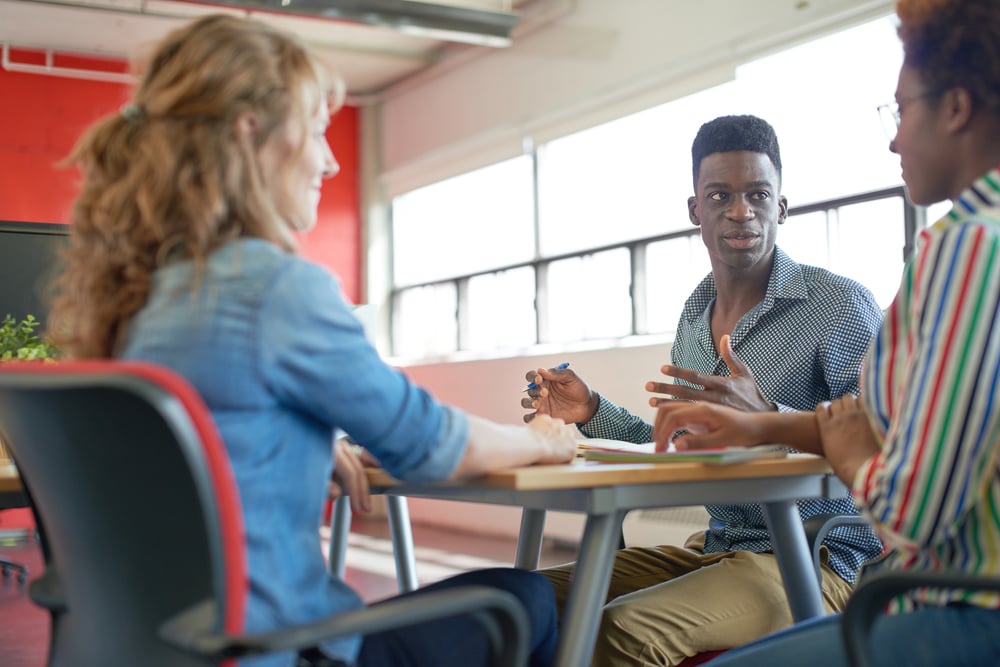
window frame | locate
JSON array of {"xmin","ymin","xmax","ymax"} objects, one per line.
[{"xmin": 389, "ymin": 174, "xmax": 919, "ymax": 358}]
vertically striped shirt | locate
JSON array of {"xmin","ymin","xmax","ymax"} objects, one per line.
[{"xmin": 856, "ymin": 165, "xmax": 1000, "ymax": 611}]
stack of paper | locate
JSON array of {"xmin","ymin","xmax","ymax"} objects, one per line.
[{"xmin": 577, "ymin": 439, "xmax": 787, "ymax": 465}]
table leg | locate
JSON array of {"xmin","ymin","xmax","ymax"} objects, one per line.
[
  {"xmin": 554, "ymin": 510, "xmax": 624, "ymax": 667},
  {"xmin": 328, "ymin": 496, "xmax": 351, "ymax": 579},
  {"xmin": 761, "ymin": 500, "xmax": 826, "ymax": 621},
  {"xmin": 387, "ymin": 495, "xmax": 419, "ymax": 593},
  {"xmin": 515, "ymin": 508, "xmax": 546, "ymax": 569}
]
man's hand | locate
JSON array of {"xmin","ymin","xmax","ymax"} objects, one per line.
[
  {"xmin": 520, "ymin": 365, "xmax": 599, "ymax": 425},
  {"xmin": 646, "ymin": 334, "xmax": 775, "ymax": 412},
  {"xmin": 816, "ymin": 395, "xmax": 880, "ymax": 485},
  {"xmin": 329, "ymin": 439, "xmax": 379, "ymax": 514}
]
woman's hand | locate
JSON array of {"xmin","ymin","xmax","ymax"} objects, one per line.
[
  {"xmin": 526, "ymin": 413, "xmax": 580, "ymax": 463},
  {"xmin": 653, "ymin": 401, "xmax": 766, "ymax": 451},
  {"xmin": 816, "ymin": 395, "xmax": 880, "ymax": 485},
  {"xmin": 330, "ymin": 439, "xmax": 379, "ymax": 514}
]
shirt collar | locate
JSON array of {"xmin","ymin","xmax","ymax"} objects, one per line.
[
  {"xmin": 946, "ymin": 164, "xmax": 1000, "ymax": 222},
  {"xmin": 685, "ymin": 245, "xmax": 807, "ymax": 318}
]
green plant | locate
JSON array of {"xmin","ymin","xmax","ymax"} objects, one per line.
[{"xmin": 0, "ymin": 314, "xmax": 60, "ymax": 361}]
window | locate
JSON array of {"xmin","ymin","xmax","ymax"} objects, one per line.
[
  {"xmin": 392, "ymin": 155, "xmax": 535, "ymax": 286},
  {"xmin": 466, "ymin": 267, "xmax": 537, "ymax": 351},
  {"xmin": 392, "ymin": 283, "xmax": 457, "ymax": 358},
  {"xmin": 389, "ymin": 14, "xmax": 927, "ymax": 360},
  {"xmin": 644, "ymin": 235, "xmax": 712, "ymax": 334},
  {"xmin": 780, "ymin": 192, "xmax": 910, "ymax": 308},
  {"xmin": 545, "ymin": 249, "xmax": 633, "ymax": 343},
  {"xmin": 536, "ymin": 111, "xmax": 688, "ymax": 256}
]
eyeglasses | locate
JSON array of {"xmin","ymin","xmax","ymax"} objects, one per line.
[{"xmin": 876, "ymin": 91, "xmax": 939, "ymax": 142}]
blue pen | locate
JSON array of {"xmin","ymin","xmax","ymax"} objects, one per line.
[{"xmin": 524, "ymin": 362, "xmax": 570, "ymax": 391}]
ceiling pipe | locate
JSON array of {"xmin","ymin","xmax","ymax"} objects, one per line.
[
  {"xmin": 1, "ymin": 42, "xmax": 135, "ymax": 84},
  {"xmin": 196, "ymin": 0, "xmax": 519, "ymax": 48}
]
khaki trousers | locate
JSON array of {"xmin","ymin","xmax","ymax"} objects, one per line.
[{"xmin": 539, "ymin": 533, "xmax": 852, "ymax": 667}]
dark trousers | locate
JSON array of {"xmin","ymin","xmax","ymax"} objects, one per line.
[{"xmin": 354, "ymin": 567, "xmax": 558, "ymax": 667}]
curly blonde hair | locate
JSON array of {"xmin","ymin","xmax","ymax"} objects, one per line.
[{"xmin": 50, "ymin": 14, "xmax": 343, "ymax": 358}]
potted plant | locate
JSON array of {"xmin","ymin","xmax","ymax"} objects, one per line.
[
  {"xmin": 0, "ymin": 314, "xmax": 60, "ymax": 464},
  {"xmin": 0, "ymin": 314, "xmax": 59, "ymax": 362}
]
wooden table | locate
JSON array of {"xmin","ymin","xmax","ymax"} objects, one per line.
[{"xmin": 334, "ymin": 454, "xmax": 844, "ymax": 667}]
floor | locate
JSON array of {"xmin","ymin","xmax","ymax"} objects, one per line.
[{"xmin": 0, "ymin": 511, "xmax": 577, "ymax": 666}]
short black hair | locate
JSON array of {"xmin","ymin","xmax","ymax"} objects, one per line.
[{"xmin": 691, "ymin": 115, "xmax": 782, "ymax": 188}]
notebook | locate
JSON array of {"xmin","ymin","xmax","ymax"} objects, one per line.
[{"xmin": 577, "ymin": 438, "xmax": 787, "ymax": 465}]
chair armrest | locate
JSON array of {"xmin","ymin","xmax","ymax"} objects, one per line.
[
  {"xmin": 28, "ymin": 566, "xmax": 67, "ymax": 613},
  {"xmin": 160, "ymin": 585, "xmax": 529, "ymax": 667},
  {"xmin": 841, "ymin": 570, "xmax": 1000, "ymax": 667},
  {"xmin": 803, "ymin": 513, "xmax": 868, "ymax": 581}
]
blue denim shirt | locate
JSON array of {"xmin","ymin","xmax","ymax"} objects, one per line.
[{"xmin": 120, "ymin": 239, "xmax": 469, "ymax": 666}]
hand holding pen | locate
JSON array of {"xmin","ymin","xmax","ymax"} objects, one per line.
[
  {"xmin": 523, "ymin": 361, "xmax": 570, "ymax": 391},
  {"xmin": 520, "ymin": 361, "xmax": 600, "ymax": 425}
]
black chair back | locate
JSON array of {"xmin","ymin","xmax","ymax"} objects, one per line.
[
  {"xmin": 0, "ymin": 361, "xmax": 246, "ymax": 667},
  {"xmin": 0, "ymin": 361, "xmax": 532, "ymax": 667}
]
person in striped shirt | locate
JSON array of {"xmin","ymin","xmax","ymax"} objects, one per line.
[{"xmin": 652, "ymin": 1, "xmax": 1000, "ymax": 665}]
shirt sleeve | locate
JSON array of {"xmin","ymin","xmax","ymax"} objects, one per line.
[
  {"xmin": 854, "ymin": 222, "xmax": 1000, "ymax": 551},
  {"xmin": 818, "ymin": 283, "xmax": 883, "ymax": 400},
  {"xmin": 258, "ymin": 259, "xmax": 468, "ymax": 483},
  {"xmin": 579, "ymin": 394, "xmax": 654, "ymax": 443}
]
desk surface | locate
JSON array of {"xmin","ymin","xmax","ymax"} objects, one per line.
[{"xmin": 368, "ymin": 453, "xmax": 832, "ymax": 490}]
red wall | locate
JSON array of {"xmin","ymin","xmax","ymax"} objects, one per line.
[{"xmin": 0, "ymin": 50, "xmax": 362, "ymax": 302}]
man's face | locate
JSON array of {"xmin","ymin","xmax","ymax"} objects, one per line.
[{"xmin": 687, "ymin": 150, "xmax": 787, "ymax": 274}]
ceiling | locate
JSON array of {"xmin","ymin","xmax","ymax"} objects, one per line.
[{"xmin": 0, "ymin": 0, "xmax": 548, "ymax": 100}]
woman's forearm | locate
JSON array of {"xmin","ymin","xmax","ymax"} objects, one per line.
[
  {"xmin": 450, "ymin": 414, "xmax": 576, "ymax": 479},
  {"xmin": 755, "ymin": 411, "xmax": 823, "ymax": 455}
]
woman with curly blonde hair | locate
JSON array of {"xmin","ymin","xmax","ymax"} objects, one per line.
[
  {"xmin": 50, "ymin": 14, "xmax": 576, "ymax": 667},
  {"xmin": 51, "ymin": 13, "xmax": 336, "ymax": 358}
]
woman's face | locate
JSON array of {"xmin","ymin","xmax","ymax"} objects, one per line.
[
  {"xmin": 890, "ymin": 64, "xmax": 951, "ymax": 206},
  {"xmin": 257, "ymin": 94, "xmax": 338, "ymax": 232}
]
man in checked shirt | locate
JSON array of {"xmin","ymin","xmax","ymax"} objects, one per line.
[{"xmin": 522, "ymin": 114, "xmax": 884, "ymax": 667}]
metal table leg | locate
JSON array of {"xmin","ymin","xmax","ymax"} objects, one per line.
[
  {"xmin": 554, "ymin": 510, "xmax": 624, "ymax": 667},
  {"xmin": 328, "ymin": 496, "xmax": 351, "ymax": 580},
  {"xmin": 762, "ymin": 499, "xmax": 826, "ymax": 621},
  {"xmin": 515, "ymin": 508, "xmax": 547, "ymax": 569},
  {"xmin": 329, "ymin": 495, "xmax": 418, "ymax": 594},
  {"xmin": 387, "ymin": 495, "xmax": 419, "ymax": 592}
]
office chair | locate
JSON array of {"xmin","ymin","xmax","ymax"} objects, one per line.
[
  {"xmin": 0, "ymin": 441, "xmax": 31, "ymax": 585},
  {"xmin": 840, "ymin": 569, "xmax": 1000, "ymax": 667},
  {"xmin": 0, "ymin": 360, "xmax": 530, "ymax": 667}
]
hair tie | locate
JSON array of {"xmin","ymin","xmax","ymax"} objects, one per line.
[{"xmin": 120, "ymin": 103, "xmax": 146, "ymax": 124}]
